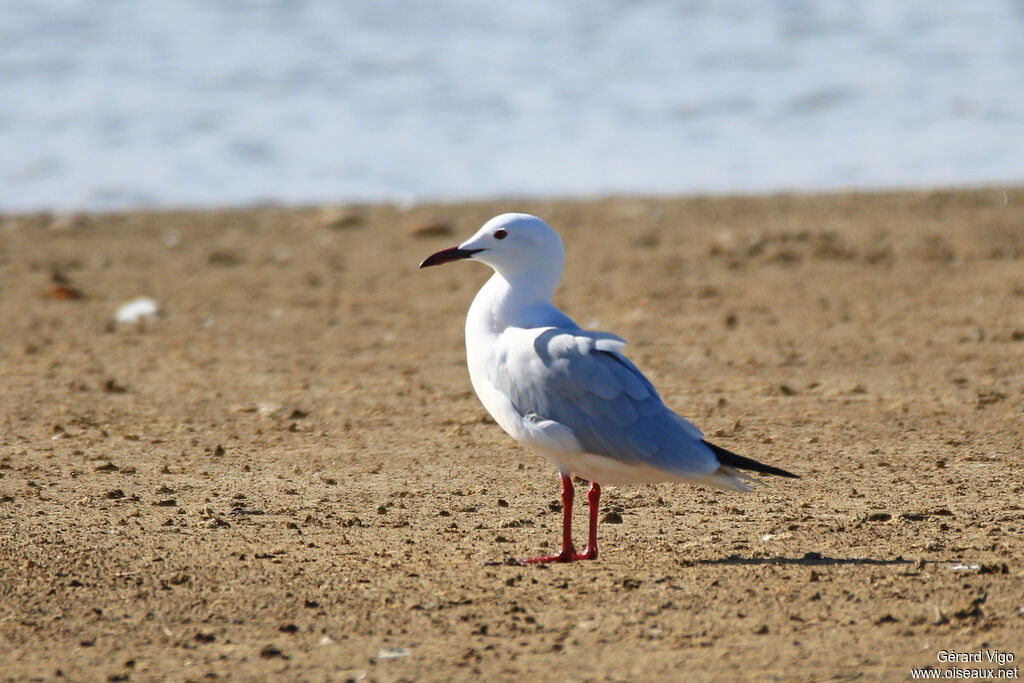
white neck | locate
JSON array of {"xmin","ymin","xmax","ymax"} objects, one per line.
[{"xmin": 466, "ymin": 268, "xmax": 562, "ymax": 337}]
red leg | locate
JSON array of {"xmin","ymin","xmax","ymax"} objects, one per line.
[
  {"xmin": 575, "ymin": 481, "xmax": 600, "ymax": 560},
  {"xmin": 523, "ymin": 474, "xmax": 576, "ymax": 563}
]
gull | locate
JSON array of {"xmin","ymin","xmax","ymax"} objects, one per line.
[{"xmin": 421, "ymin": 213, "xmax": 797, "ymax": 563}]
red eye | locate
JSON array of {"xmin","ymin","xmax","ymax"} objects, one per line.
[{"xmin": 494, "ymin": 229, "xmax": 508, "ymax": 240}]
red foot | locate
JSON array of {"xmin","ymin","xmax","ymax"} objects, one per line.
[
  {"xmin": 521, "ymin": 544, "xmax": 598, "ymax": 564},
  {"xmin": 521, "ymin": 476, "xmax": 601, "ymax": 563},
  {"xmin": 522, "ymin": 549, "xmax": 575, "ymax": 564}
]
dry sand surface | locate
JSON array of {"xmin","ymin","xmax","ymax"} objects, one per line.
[{"xmin": 1, "ymin": 190, "xmax": 1023, "ymax": 681}]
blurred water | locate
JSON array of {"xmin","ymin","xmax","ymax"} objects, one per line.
[{"xmin": 1, "ymin": 0, "xmax": 1022, "ymax": 211}]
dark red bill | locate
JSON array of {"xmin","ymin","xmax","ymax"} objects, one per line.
[{"xmin": 419, "ymin": 247, "xmax": 483, "ymax": 268}]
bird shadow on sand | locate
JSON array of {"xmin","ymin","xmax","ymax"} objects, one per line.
[
  {"xmin": 691, "ymin": 552, "xmax": 911, "ymax": 567},
  {"xmin": 491, "ymin": 552, "xmax": 917, "ymax": 568}
]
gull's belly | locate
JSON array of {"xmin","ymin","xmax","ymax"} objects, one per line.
[{"xmin": 538, "ymin": 450, "xmax": 705, "ymax": 485}]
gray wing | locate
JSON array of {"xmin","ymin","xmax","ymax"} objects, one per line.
[{"xmin": 494, "ymin": 327, "xmax": 719, "ymax": 478}]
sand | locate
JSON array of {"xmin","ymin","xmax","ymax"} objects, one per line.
[{"xmin": 1, "ymin": 189, "xmax": 1022, "ymax": 681}]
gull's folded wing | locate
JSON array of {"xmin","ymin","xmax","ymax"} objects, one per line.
[{"xmin": 493, "ymin": 327, "xmax": 719, "ymax": 479}]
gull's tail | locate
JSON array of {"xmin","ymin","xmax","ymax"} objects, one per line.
[{"xmin": 702, "ymin": 440, "xmax": 799, "ymax": 479}]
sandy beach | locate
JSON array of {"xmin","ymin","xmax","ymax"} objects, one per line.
[{"xmin": 1, "ymin": 189, "xmax": 1022, "ymax": 681}]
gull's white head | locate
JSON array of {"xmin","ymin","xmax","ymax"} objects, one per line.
[{"xmin": 420, "ymin": 213, "xmax": 565, "ymax": 282}]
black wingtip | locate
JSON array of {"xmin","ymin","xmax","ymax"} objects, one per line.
[{"xmin": 702, "ymin": 440, "xmax": 799, "ymax": 479}]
